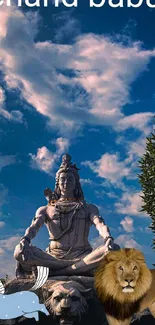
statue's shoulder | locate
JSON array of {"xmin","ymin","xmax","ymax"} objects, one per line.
[
  {"xmin": 86, "ymin": 203, "xmax": 99, "ymax": 215},
  {"xmin": 36, "ymin": 205, "xmax": 48, "ymax": 216}
]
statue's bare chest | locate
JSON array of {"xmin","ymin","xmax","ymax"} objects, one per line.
[{"xmin": 46, "ymin": 202, "xmax": 90, "ymax": 233}]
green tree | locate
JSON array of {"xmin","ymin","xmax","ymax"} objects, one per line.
[{"xmin": 138, "ymin": 132, "xmax": 155, "ymax": 251}]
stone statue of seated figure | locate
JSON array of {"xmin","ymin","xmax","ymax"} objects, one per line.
[{"xmin": 14, "ymin": 154, "xmax": 120, "ymax": 278}]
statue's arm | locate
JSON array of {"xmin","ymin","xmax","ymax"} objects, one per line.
[
  {"xmin": 22, "ymin": 206, "xmax": 47, "ymax": 242},
  {"xmin": 88, "ymin": 204, "xmax": 113, "ymax": 241}
]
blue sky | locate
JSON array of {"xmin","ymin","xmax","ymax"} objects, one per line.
[{"xmin": 0, "ymin": 1, "xmax": 155, "ymax": 277}]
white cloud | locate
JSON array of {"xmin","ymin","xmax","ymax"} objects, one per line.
[
  {"xmin": 0, "ymin": 154, "xmax": 16, "ymax": 171},
  {"xmin": 0, "ymin": 236, "xmax": 21, "ymax": 252},
  {"xmin": 0, "ymin": 248, "xmax": 5, "ymax": 255},
  {"xmin": 127, "ymin": 137, "xmax": 147, "ymax": 161},
  {"xmin": 0, "ymin": 236, "xmax": 21, "ymax": 278},
  {"xmin": 106, "ymin": 192, "xmax": 118, "ymax": 199},
  {"xmin": 115, "ymin": 191, "xmax": 146, "ymax": 217},
  {"xmin": 80, "ymin": 178, "xmax": 93, "ymax": 185},
  {"xmin": 30, "ymin": 146, "xmax": 57, "ymax": 174},
  {"xmin": 120, "ymin": 216, "xmax": 134, "ymax": 233},
  {"xmin": 0, "ymin": 87, "xmax": 23, "ymax": 123},
  {"xmin": 137, "ymin": 226, "xmax": 152, "ymax": 233},
  {"xmin": 55, "ymin": 137, "xmax": 69, "ymax": 154},
  {"xmin": 83, "ymin": 153, "xmax": 130, "ymax": 183},
  {"xmin": 0, "ymin": 221, "xmax": 5, "ymax": 228},
  {"xmin": 115, "ymin": 234, "xmax": 142, "ymax": 250},
  {"xmin": 116, "ymin": 112, "xmax": 154, "ymax": 135},
  {"xmin": 0, "ymin": 235, "xmax": 27, "ymax": 278},
  {"xmin": 0, "ymin": 5, "xmax": 154, "ymax": 135},
  {"xmin": 0, "ymin": 87, "xmax": 5, "ymax": 106},
  {"xmin": 29, "ymin": 137, "xmax": 69, "ymax": 174},
  {"xmin": 115, "ymin": 134, "xmax": 150, "ymax": 180}
]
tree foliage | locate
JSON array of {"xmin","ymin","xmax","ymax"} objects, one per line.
[{"xmin": 138, "ymin": 132, "xmax": 155, "ymax": 251}]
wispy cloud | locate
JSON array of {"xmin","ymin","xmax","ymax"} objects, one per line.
[
  {"xmin": 0, "ymin": 87, "xmax": 23, "ymax": 123},
  {"xmin": 80, "ymin": 178, "xmax": 93, "ymax": 185},
  {"xmin": 115, "ymin": 133, "xmax": 150, "ymax": 180},
  {"xmin": 81, "ymin": 129, "xmax": 151, "ymax": 186},
  {"xmin": 0, "ymin": 154, "xmax": 16, "ymax": 171},
  {"xmin": 0, "ymin": 248, "xmax": 5, "ymax": 255},
  {"xmin": 0, "ymin": 235, "xmax": 21, "ymax": 278},
  {"xmin": 116, "ymin": 112, "xmax": 154, "ymax": 135},
  {"xmin": 0, "ymin": 221, "xmax": 5, "ymax": 228},
  {"xmin": 120, "ymin": 216, "xmax": 134, "ymax": 233},
  {"xmin": 0, "ymin": 236, "xmax": 21, "ymax": 252},
  {"xmin": 115, "ymin": 191, "xmax": 146, "ymax": 217},
  {"xmin": 0, "ymin": 5, "xmax": 154, "ymax": 135},
  {"xmin": 126, "ymin": 137, "xmax": 147, "ymax": 162},
  {"xmin": 82, "ymin": 153, "xmax": 130, "ymax": 183},
  {"xmin": 29, "ymin": 137, "xmax": 69, "ymax": 174},
  {"xmin": 115, "ymin": 234, "xmax": 142, "ymax": 250}
]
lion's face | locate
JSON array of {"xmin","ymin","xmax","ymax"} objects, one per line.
[
  {"xmin": 115, "ymin": 259, "xmax": 141, "ymax": 293},
  {"xmin": 45, "ymin": 281, "xmax": 93, "ymax": 325},
  {"xmin": 51, "ymin": 285, "xmax": 87, "ymax": 322},
  {"xmin": 94, "ymin": 248, "xmax": 152, "ymax": 304}
]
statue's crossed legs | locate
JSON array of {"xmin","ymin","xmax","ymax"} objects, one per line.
[{"xmin": 14, "ymin": 243, "xmax": 119, "ymax": 276}]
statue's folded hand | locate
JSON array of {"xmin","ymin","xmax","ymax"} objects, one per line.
[
  {"xmin": 105, "ymin": 238, "xmax": 120, "ymax": 252},
  {"xmin": 105, "ymin": 238, "xmax": 113, "ymax": 252}
]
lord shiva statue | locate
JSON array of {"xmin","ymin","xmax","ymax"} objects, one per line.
[{"xmin": 14, "ymin": 154, "xmax": 120, "ymax": 278}]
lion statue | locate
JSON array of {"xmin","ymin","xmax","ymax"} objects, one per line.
[
  {"xmin": 94, "ymin": 248, "xmax": 155, "ymax": 325},
  {"xmin": 43, "ymin": 280, "xmax": 94, "ymax": 325}
]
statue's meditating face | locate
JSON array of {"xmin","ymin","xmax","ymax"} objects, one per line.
[{"xmin": 59, "ymin": 171, "xmax": 76, "ymax": 197}]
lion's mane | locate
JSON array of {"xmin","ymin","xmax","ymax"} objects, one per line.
[{"xmin": 94, "ymin": 248, "xmax": 152, "ymax": 320}]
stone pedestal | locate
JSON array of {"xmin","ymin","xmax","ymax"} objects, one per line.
[{"xmin": 1, "ymin": 276, "xmax": 154, "ymax": 325}]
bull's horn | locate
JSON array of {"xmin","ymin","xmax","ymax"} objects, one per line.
[
  {"xmin": 30, "ymin": 266, "xmax": 49, "ymax": 291},
  {"xmin": 0, "ymin": 280, "xmax": 5, "ymax": 294}
]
